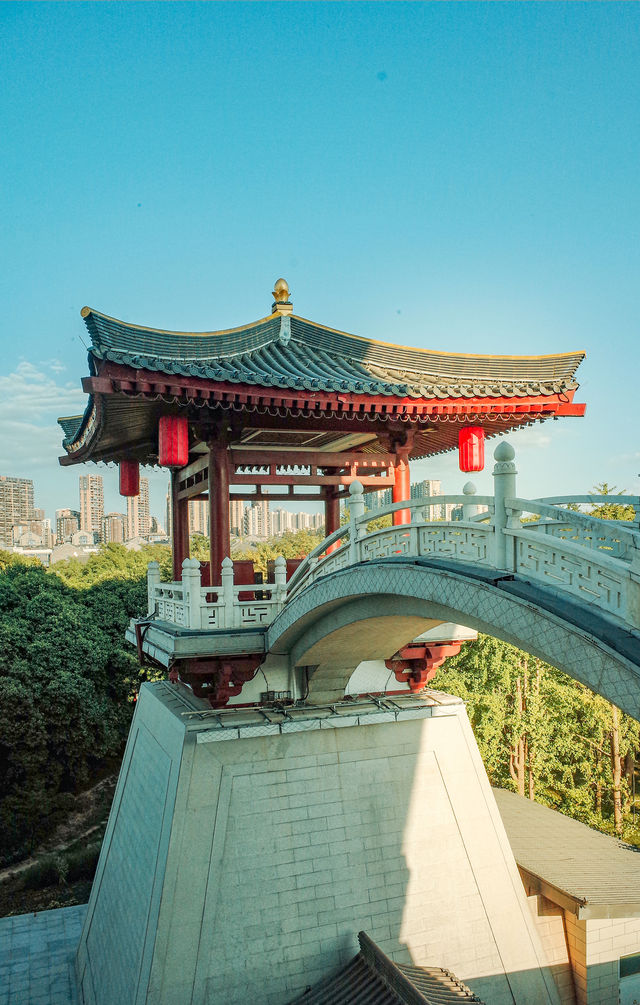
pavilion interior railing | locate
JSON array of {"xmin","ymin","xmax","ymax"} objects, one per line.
[{"xmin": 146, "ymin": 447, "xmax": 640, "ymax": 634}]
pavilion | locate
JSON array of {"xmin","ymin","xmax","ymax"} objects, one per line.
[{"xmin": 59, "ymin": 278, "xmax": 585, "ymax": 584}]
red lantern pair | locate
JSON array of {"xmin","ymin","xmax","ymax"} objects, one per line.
[
  {"xmin": 158, "ymin": 416, "xmax": 189, "ymax": 467},
  {"xmin": 458, "ymin": 426, "xmax": 485, "ymax": 472},
  {"xmin": 119, "ymin": 459, "xmax": 140, "ymax": 496}
]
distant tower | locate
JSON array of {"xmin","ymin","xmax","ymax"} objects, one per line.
[
  {"xmin": 103, "ymin": 513, "xmax": 125, "ymax": 544},
  {"xmin": 126, "ymin": 477, "xmax": 150, "ymax": 540},
  {"xmin": 0, "ymin": 476, "xmax": 35, "ymax": 548},
  {"xmin": 244, "ymin": 500, "xmax": 269, "ymax": 538},
  {"xmin": 79, "ymin": 474, "xmax": 104, "ymax": 541},
  {"xmin": 55, "ymin": 508, "xmax": 80, "ymax": 544},
  {"xmin": 165, "ymin": 485, "xmax": 172, "ymax": 543},
  {"xmin": 230, "ymin": 499, "xmax": 245, "ymax": 537},
  {"xmin": 189, "ymin": 498, "xmax": 209, "ymax": 537},
  {"xmin": 410, "ymin": 478, "xmax": 446, "ymax": 519}
]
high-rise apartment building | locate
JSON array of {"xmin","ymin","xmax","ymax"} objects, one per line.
[
  {"xmin": 410, "ymin": 478, "xmax": 447, "ymax": 519},
  {"xmin": 189, "ymin": 499, "xmax": 209, "ymax": 538},
  {"xmin": 244, "ymin": 500, "xmax": 269, "ymax": 539},
  {"xmin": 371, "ymin": 487, "xmax": 392, "ymax": 508},
  {"xmin": 56, "ymin": 508, "xmax": 81, "ymax": 543},
  {"xmin": 79, "ymin": 474, "xmax": 104, "ymax": 541},
  {"xmin": 0, "ymin": 476, "xmax": 35, "ymax": 548},
  {"xmin": 103, "ymin": 513, "xmax": 125, "ymax": 544},
  {"xmin": 230, "ymin": 499, "xmax": 245, "ymax": 537},
  {"xmin": 165, "ymin": 488, "xmax": 172, "ymax": 543},
  {"xmin": 269, "ymin": 508, "xmax": 296, "ymax": 536},
  {"xmin": 125, "ymin": 478, "xmax": 150, "ymax": 540}
]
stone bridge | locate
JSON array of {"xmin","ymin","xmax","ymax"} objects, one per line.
[{"xmin": 138, "ymin": 444, "xmax": 640, "ymax": 717}]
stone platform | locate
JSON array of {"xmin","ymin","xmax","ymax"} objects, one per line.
[{"xmin": 72, "ymin": 681, "xmax": 562, "ymax": 1004}]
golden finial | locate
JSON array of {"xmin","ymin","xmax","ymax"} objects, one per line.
[
  {"xmin": 272, "ymin": 278, "xmax": 292, "ymax": 314},
  {"xmin": 272, "ymin": 278, "xmax": 290, "ymax": 303}
]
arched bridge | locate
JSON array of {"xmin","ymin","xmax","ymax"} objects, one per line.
[{"xmin": 139, "ymin": 445, "xmax": 640, "ymax": 718}]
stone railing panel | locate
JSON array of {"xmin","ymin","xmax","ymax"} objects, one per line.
[
  {"xmin": 359, "ymin": 527, "xmax": 413, "ymax": 561},
  {"xmin": 509, "ymin": 529, "xmax": 628, "ymax": 620},
  {"xmin": 418, "ymin": 523, "xmax": 492, "ymax": 564}
]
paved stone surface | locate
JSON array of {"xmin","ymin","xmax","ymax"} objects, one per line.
[{"xmin": 0, "ymin": 903, "xmax": 85, "ymax": 1005}]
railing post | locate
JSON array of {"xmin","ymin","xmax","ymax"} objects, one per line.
[
  {"xmin": 147, "ymin": 561, "xmax": 161, "ymax": 615},
  {"xmin": 221, "ymin": 556, "xmax": 235, "ymax": 629},
  {"xmin": 182, "ymin": 557, "xmax": 202, "ymax": 629},
  {"xmin": 492, "ymin": 442, "xmax": 517, "ymax": 570},
  {"xmin": 274, "ymin": 555, "xmax": 287, "ymax": 606},
  {"xmin": 349, "ymin": 480, "xmax": 365, "ymax": 564},
  {"xmin": 462, "ymin": 481, "xmax": 478, "ymax": 521}
]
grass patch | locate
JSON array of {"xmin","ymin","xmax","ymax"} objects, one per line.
[{"xmin": 17, "ymin": 843, "xmax": 101, "ymax": 891}]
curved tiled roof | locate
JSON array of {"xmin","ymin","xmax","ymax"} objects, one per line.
[
  {"xmin": 57, "ymin": 415, "xmax": 84, "ymax": 441},
  {"xmin": 81, "ymin": 307, "xmax": 584, "ymax": 401},
  {"xmin": 289, "ymin": 931, "xmax": 484, "ymax": 1004}
]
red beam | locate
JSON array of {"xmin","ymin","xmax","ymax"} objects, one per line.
[
  {"xmin": 229, "ymin": 449, "xmax": 394, "ymax": 469},
  {"xmin": 95, "ymin": 359, "xmax": 585, "ymax": 421},
  {"xmin": 229, "ymin": 472, "xmax": 394, "ymax": 487}
]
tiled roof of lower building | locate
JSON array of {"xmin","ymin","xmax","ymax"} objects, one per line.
[
  {"xmin": 494, "ymin": 787, "xmax": 640, "ymax": 918},
  {"xmin": 289, "ymin": 931, "xmax": 484, "ymax": 1004}
]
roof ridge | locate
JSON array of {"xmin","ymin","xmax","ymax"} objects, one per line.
[
  {"xmin": 290, "ymin": 314, "xmax": 586, "ymax": 366},
  {"xmin": 81, "ymin": 306, "xmax": 585, "ymax": 367},
  {"xmin": 81, "ymin": 306, "xmax": 279, "ymax": 339}
]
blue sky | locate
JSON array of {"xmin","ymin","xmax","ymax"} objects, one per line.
[{"xmin": 1, "ymin": 2, "xmax": 639, "ymax": 523}]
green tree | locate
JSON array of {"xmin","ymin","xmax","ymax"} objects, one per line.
[{"xmin": 588, "ymin": 483, "xmax": 635, "ymax": 521}]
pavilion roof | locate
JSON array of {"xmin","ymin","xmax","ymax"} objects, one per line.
[
  {"xmin": 80, "ymin": 307, "xmax": 584, "ymax": 400},
  {"xmin": 58, "ymin": 302, "xmax": 586, "ymax": 466}
]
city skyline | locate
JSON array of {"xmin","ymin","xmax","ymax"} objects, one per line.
[{"xmin": 0, "ymin": 471, "xmax": 454, "ymax": 561}]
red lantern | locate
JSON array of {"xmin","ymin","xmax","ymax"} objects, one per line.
[
  {"xmin": 458, "ymin": 426, "xmax": 485, "ymax": 472},
  {"xmin": 158, "ymin": 415, "xmax": 189, "ymax": 467},
  {"xmin": 119, "ymin": 459, "xmax": 140, "ymax": 496}
]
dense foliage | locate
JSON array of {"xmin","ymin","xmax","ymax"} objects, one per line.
[
  {"xmin": 0, "ymin": 544, "xmax": 170, "ymax": 862},
  {"xmin": 435, "ymin": 637, "xmax": 640, "ymax": 841}
]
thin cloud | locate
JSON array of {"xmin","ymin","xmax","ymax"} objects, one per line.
[
  {"xmin": 0, "ymin": 362, "xmax": 83, "ymax": 423},
  {"xmin": 0, "ymin": 364, "xmax": 85, "ymax": 470}
]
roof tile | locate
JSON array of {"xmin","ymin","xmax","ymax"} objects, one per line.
[{"xmin": 81, "ymin": 308, "xmax": 584, "ymax": 402}]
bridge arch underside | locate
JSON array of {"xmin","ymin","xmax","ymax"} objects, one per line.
[{"xmin": 268, "ymin": 560, "xmax": 640, "ymax": 718}]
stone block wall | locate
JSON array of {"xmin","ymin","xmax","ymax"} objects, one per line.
[
  {"xmin": 526, "ymin": 893, "xmax": 576, "ymax": 1004},
  {"xmin": 76, "ymin": 683, "xmax": 561, "ymax": 1005},
  {"xmin": 526, "ymin": 889, "xmax": 640, "ymax": 1005}
]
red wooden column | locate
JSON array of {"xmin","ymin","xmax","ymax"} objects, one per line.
[
  {"xmin": 209, "ymin": 442, "xmax": 231, "ymax": 584},
  {"xmin": 324, "ymin": 490, "xmax": 341, "ymax": 554},
  {"xmin": 392, "ymin": 453, "xmax": 411, "ymax": 526},
  {"xmin": 171, "ymin": 470, "xmax": 190, "ymax": 580}
]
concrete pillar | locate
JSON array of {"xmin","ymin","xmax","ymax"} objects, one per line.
[
  {"xmin": 493, "ymin": 442, "xmax": 517, "ymax": 570},
  {"xmin": 462, "ymin": 481, "xmax": 478, "ymax": 522},
  {"xmin": 182, "ymin": 557, "xmax": 202, "ymax": 629},
  {"xmin": 221, "ymin": 555, "xmax": 235, "ymax": 629},
  {"xmin": 273, "ymin": 555, "xmax": 287, "ymax": 607},
  {"xmin": 147, "ymin": 561, "xmax": 161, "ymax": 614},
  {"xmin": 348, "ymin": 480, "xmax": 365, "ymax": 564},
  {"xmin": 209, "ymin": 443, "xmax": 230, "ymax": 583},
  {"xmin": 392, "ymin": 454, "xmax": 411, "ymax": 526}
]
